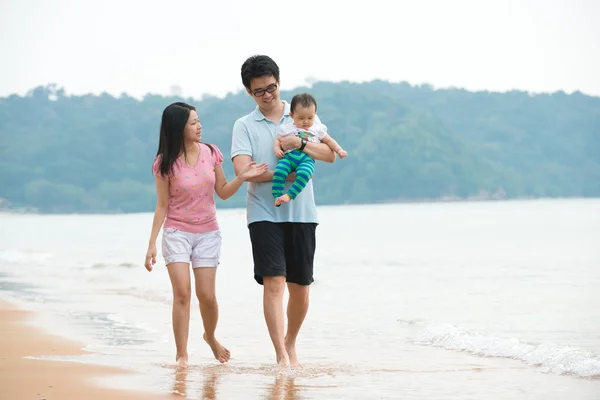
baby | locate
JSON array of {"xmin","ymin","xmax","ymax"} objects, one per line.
[{"xmin": 272, "ymin": 93, "xmax": 347, "ymax": 206}]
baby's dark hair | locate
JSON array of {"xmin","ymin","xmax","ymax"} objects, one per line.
[{"xmin": 290, "ymin": 93, "xmax": 317, "ymax": 114}]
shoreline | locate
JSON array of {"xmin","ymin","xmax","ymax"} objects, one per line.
[
  {"xmin": 0, "ymin": 299, "xmax": 162, "ymax": 400},
  {"xmin": 0, "ymin": 196, "xmax": 596, "ymax": 216}
]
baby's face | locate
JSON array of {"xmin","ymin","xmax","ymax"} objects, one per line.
[{"xmin": 290, "ymin": 104, "xmax": 316, "ymax": 130}]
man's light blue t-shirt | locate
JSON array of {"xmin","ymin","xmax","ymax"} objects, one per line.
[{"xmin": 231, "ymin": 101, "xmax": 320, "ymax": 226}]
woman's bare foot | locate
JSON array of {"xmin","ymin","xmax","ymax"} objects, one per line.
[
  {"xmin": 176, "ymin": 354, "xmax": 188, "ymax": 370},
  {"xmin": 284, "ymin": 338, "xmax": 302, "ymax": 368},
  {"xmin": 203, "ymin": 333, "xmax": 231, "ymax": 363},
  {"xmin": 274, "ymin": 194, "xmax": 292, "ymax": 207}
]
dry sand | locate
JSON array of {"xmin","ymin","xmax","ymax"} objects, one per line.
[{"xmin": 0, "ymin": 300, "xmax": 163, "ymax": 400}]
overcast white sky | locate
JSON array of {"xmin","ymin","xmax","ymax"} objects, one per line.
[{"xmin": 1, "ymin": 0, "xmax": 599, "ymax": 99}]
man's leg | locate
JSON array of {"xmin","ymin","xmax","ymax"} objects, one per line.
[
  {"xmin": 283, "ymin": 222, "xmax": 317, "ymax": 367},
  {"xmin": 263, "ymin": 276, "xmax": 289, "ymax": 367},
  {"xmin": 248, "ymin": 222, "xmax": 290, "ymax": 367},
  {"xmin": 285, "ymin": 282, "xmax": 310, "ymax": 367}
]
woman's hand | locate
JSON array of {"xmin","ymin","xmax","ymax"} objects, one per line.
[
  {"xmin": 144, "ymin": 243, "xmax": 157, "ymax": 272},
  {"xmin": 238, "ymin": 161, "xmax": 269, "ymax": 181}
]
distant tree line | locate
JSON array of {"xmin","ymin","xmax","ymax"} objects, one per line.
[{"xmin": 0, "ymin": 81, "xmax": 598, "ymax": 213}]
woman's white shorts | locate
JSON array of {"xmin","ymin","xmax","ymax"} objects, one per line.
[{"xmin": 161, "ymin": 228, "xmax": 222, "ymax": 268}]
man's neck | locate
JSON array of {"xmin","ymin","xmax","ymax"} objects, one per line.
[{"xmin": 260, "ymin": 101, "xmax": 285, "ymax": 124}]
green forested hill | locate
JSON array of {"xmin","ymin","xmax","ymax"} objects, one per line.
[{"xmin": 0, "ymin": 82, "xmax": 598, "ymax": 213}]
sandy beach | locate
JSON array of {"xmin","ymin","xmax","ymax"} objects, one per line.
[{"xmin": 0, "ymin": 300, "xmax": 159, "ymax": 400}]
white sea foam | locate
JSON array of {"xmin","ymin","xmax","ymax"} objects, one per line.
[{"xmin": 415, "ymin": 322, "xmax": 600, "ymax": 378}]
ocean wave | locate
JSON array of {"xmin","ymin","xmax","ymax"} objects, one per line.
[
  {"xmin": 91, "ymin": 262, "xmax": 137, "ymax": 269},
  {"xmin": 414, "ymin": 322, "xmax": 600, "ymax": 379},
  {"xmin": 0, "ymin": 249, "xmax": 54, "ymax": 264}
]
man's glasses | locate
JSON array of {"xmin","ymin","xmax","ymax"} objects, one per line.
[{"xmin": 252, "ymin": 83, "xmax": 278, "ymax": 97}]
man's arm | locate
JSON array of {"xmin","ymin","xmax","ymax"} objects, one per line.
[{"xmin": 279, "ymin": 136, "xmax": 336, "ymax": 163}]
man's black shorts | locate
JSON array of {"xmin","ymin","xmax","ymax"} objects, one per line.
[{"xmin": 248, "ymin": 221, "xmax": 317, "ymax": 286}]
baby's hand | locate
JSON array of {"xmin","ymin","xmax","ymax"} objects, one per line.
[
  {"xmin": 275, "ymin": 149, "xmax": 285, "ymax": 158},
  {"xmin": 337, "ymin": 149, "xmax": 348, "ymax": 159}
]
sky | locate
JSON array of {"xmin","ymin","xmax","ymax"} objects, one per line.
[{"xmin": 1, "ymin": 0, "xmax": 599, "ymax": 99}]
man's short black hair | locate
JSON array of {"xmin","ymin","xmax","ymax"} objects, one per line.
[
  {"xmin": 241, "ymin": 55, "xmax": 280, "ymax": 89},
  {"xmin": 290, "ymin": 93, "xmax": 317, "ymax": 114}
]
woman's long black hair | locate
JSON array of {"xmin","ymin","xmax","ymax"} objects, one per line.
[{"xmin": 155, "ymin": 102, "xmax": 214, "ymax": 177}]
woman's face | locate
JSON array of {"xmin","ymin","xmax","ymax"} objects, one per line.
[{"xmin": 183, "ymin": 110, "xmax": 202, "ymax": 142}]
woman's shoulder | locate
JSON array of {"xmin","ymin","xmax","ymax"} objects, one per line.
[
  {"xmin": 200, "ymin": 142, "xmax": 224, "ymax": 165},
  {"xmin": 200, "ymin": 142, "xmax": 222, "ymax": 154},
  {"xmin": 152, "ymin": 154, "xmax": 163, "ymax": 176}
]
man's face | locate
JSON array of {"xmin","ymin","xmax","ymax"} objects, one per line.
[{"xmin": 247, "ymin": 75, "xmax": 280, "ymax": 112}]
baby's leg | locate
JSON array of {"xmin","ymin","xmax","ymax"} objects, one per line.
[
  {"xmin": 286, "ymin": 155, "xmax": 315, "ymax": 201},
  {"xmin": 272, "ymin": 155, "xmax": 295, "ymax": 201}
]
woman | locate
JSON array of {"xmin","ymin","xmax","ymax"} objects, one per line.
[{"xmin": 144, "ymin": 102, "xmax": 267, "ymax": 368}]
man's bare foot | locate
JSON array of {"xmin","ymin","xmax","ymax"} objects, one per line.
[
  {"xmin": 276, "ymin": 350, "xmax": 290, "ymax": 369},
  {"xmin": 203, "ymin": 333, "xmax": 231, "ymax": 363},
  {"xmin": 284, "ymin": 338, "xmax": 302, "ymax": 368},
  {"xmin": 274, "ymin": 194, "xmax": 291, "ymax": 207},
  {"xmin": 176, "ymin": 354, "xmax": 188, "ymax": 370}
]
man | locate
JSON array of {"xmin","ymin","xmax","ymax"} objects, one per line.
[{"xmin": 231, "ymin": 55, "xmax": 335, "ymax": 368}]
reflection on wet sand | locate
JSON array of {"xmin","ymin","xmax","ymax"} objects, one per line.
[
  {"xmin": 266, "ymin": 374, "xmax": 301, "ymax": 400},
  {"xmin": 167, "ymin": 363, "xmax": 341, "ymax": 399},
  {"xmin": 172, "ymin": 367, "xmax": 187, "ymax": 397},
  {"xmin": 172, "ymin": 365, "xmax": 221, "ymax": 399},
  {"xmin": 200, "ymin": 368, "xmax": 220, "ymax": 399}
]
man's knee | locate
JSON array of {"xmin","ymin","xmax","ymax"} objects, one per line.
[
  {"xmin": 263, "ymin": 276, "xmax": 286, "ymax": 296},
  {"xmin": 287, "ymin": 282, "xmax": 310, "ymax": 302}
]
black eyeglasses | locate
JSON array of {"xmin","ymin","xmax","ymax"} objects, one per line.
[{"xmin": 251, "ymin": 83, "xmax": 278, "ymax": 97}]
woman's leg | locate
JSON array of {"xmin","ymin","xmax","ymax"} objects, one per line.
[
  {"xmin": 167, "ymin": 262, "xmax": 192, "ymax": 368},
  {"xmin": 193, "ymin": 266, "xmax": 231, "ymax": 363}
]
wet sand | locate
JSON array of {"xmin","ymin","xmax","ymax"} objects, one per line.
[{"xmin": 0, "ymin": 300, "xmax": 159, "ymax": 400}]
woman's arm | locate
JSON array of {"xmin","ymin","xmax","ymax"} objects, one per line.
[
  {"xmin": 149, "ymin": 176, "xmax": 169, "ymax": 243},
  {"xmin": 232, "ymin": 155, "xmax": 297, "ymax": 183},
  {"xmin": 214, "ymin": 161, "xmax": 269, "ymax": 199},
  {"xmin": 214, "ymin": 165, "xmax": 245, "ymax": 200},
  {"xmin": 145, "ymin": 176, "xmax": 169, "ymax": 271}
]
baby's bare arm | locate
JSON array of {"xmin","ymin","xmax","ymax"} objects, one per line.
[
  {"xmin": 321, "ymin": 135, "xmax": 343, "ymax": 153},
  {"xmin": 274, "ymin": 135, "xmax": 285, "ymax": 158},
  {"xmin": 274, "ymin": 136, "xmax": 282, "ymax": 152},
  {"xmin": 321, "ymin": 134, "xmax": 348, "ymax": 158}
]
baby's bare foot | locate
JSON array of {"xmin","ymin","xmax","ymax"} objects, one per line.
[{"xmin": 275, "ymin": 194, "xmax": 292, "ymax": 207}]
